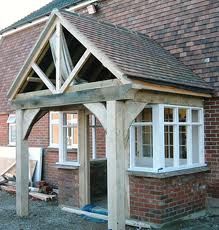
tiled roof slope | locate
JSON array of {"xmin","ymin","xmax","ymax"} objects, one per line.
[
  {"xmin": 0, "ymin": 23, "xmax": 45, "ymax": 113},
  {"xmin": 0, "ymin": 0, "xmax": 84, "ymax": 35},
  {"xmin": 60, "ymin": 10, "xmax": 211, "ymax": 92}
]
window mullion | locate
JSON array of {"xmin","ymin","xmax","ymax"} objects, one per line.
[
  {"xmin": 130, "ymin": 126, "xmax": 136, "ymax": 168},
  {"xmin": 92, "ymin": 115, "xmax": 97, "ymax": 160},
  {"xmin": 187, "ymin": 109, "xmax": 193, "ymax": 165},
  {"xmin": 199, "ymin": 109, "xmax": 205, "ymax": 164},
  {"xmin": 153, "ymin": 104, "xmax": 165, "ymax": 171},
  {"xmin": 59, "ymin": 112, "xmax": 67, "ymax": 163}
]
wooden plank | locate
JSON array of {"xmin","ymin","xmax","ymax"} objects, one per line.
[
  {"xmin": 1, "ymin": 185, "xmax": 16, "ymax": 193},
  {"xmin": 13, "ymin": 84, "xmax": 134, "ymax": 110},
  {"xmin": 32, "ymin": 63, "xmax": 56, "ymax": 94},
  {"xmin": 62, "ymin": 206, "xmax": 108, "ymax": 221},
  {"xmin": 16, "ymin": 109, "xmax": 29, "ymax": 217},
  {"xmin": 78, "ymin": 110, "xmax": 90, "ymax": 207},
  {"xmin": 132, "ymin": 79, "xmax": 211, "ymax": 98},
  {"xmin": 106, "ymin": 101, "xmax": 126, "ymax": 230},
  {"xmin": 0, "ymin": 162, "xmax": 16, "ymax": 176},
  {"xmin": 83, "ymin": 103, "xmax": 107, "ymax": 130},
  {"xmin": 29, "ymin": 192, "xmax": 56, "ymax": 201},
  {"xmin": 56, "ymin": 21, "xmax": 62, "ymax": 91},
  {"xmin": 27, "ymin": 77, "xmax": 56, "ymax": 84},
  {"xmin": 62, "ymin": 206, "xmax": 151, "ymax": 229},
  {"xmin": 15, "ymin": 79, "xmax": 121, "ymax": 101},
  {"xmin": 60, "ymin": 49, "xmax": 91, "ymax": 93},
  {"xmin": 134, "ymin": 90, "xmax": 204, "ymax": 107}
]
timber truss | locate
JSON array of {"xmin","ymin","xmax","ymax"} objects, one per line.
[{"xmin": 8, "ymin": 10, "xmax": 130, "ymax": 100}]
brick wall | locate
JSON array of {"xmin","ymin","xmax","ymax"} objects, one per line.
[
  {"xmin": 94, "ymin": 0, "xmax": 218, "ymax": 92},
  {"xmin": 0, "ymin": 112, "xmax": 49, "ymax": 148},
  {"xmin": 58, "ymin": 168, "xmax": 79, "ymax": 207},
  {"xmin": 129, "ymin": 172, "xmax": 206, "ymax": 224},
  {"xmin": 0, "ymin": 114, "xmax": 8, "ymax": 146},
  {"xmin": 205, "ymin": 98, "xmax": 219, "ymax": 198},
  {"xmin": 0, "ymin": 22, "xmax": 45, "ymax": 113},
  {"xmin": 28, "ymin": 113, "xmax": 49, "ymax": 148},
  {"xmin": 42, "ymin": 149, "xmax": 59, "ymax": 188}
]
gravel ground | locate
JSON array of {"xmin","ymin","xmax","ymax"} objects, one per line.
[
  {"xmin": 0, "ymin": 191, "xmax": 218, "ymax": 230},
  {"xmin": 0, "ymin": 191, "xmax": 107, "ymax": 230}
]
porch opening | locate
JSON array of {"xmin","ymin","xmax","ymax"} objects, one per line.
[{"xmin": 89, "ymin": 114, "xmax": 107, "ymax": 210}]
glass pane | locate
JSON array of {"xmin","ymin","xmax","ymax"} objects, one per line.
[
  {"xmin": 66, "ymin": 113, "xmax": 78, "ymax": 126},
  {"xmin": 136, "ymin": 108, "xmax": 152, "ymax": 122},
  {"xmin": 52, "ymin": 124, "xmax": 59, "ymax": 145},
  {"xmin": 73, "ymin": 114, "xmax": 78, "ymax": 119},
  {"xmin": 192, "ymin": 110, "xmax": 199, "ymax": 123},
  {"xmin": 134, "ymin": 125, "xmax": 153, "ymax": 168},
  {"xmin": 10, "ymin": 125, "xmax": 16, "ymax": 143},
  {"xmin": 164, "ymin": 108, "xmax": 173, "ymax": 122},
  {"xmin": 192, "ymin": 126, "xmax": 199, "ymax": 163},
  {"xmin": 67, "ymin": 127, "xmax": 73, "ymax": 146},
  {"xmin": 51, "ymin": 112, "xmax": 59, "ymax": 120},
  {"xmin": 7, "ymin": 114, "xmax": 16, "ymax": 124},
  {"xmin": 179, "ymin": 109, "xmax": 187, "ymax": 122},
  {"xmin": 73, "ymin": 127, "xmax": 78, "ymax": 145},
  {"xmin": 179, "ymin": 126, "xmax": 187, "ymax": 165},
  {"xmin": 164, "ymin": 125, "xmax": 174, "ymax": 167}
]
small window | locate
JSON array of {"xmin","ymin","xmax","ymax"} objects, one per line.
[
  {"xmin": 50, "ymin": 112, "xmax": 78, "ymax": 165},
  {"xmin": 7, "ymin": 114, "xmax": 16, "ymax": 146},
  {"xmin": 50, "ymin": 112, "xmax": 78, "ymax": 149}
]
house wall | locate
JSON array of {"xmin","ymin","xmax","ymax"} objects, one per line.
[{"xmin": 91, "ymin": 0, "xmax": 218, "ymax": 199}]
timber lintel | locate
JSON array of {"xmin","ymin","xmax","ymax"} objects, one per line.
[{"xmin": 12, "ymin": 84, "xmax": 135, "ymax": 110}]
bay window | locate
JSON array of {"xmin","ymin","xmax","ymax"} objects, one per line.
[{"xmin": 130, "ymin": 104, "xmax": 205, "ymax": 172}]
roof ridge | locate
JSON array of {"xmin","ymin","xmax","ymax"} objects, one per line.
[{"xmin": 0, "ymin": 0, "xmax": 85, "ymax": 35}]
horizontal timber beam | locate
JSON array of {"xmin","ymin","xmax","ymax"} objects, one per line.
[{"xmin": 12, "ymin": 84, "xmax": 135, "ymax": 110}]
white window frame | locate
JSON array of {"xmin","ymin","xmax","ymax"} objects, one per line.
[
  {"xmin": 50, "ymin": 111, "xmax": 79, "ymax": 166},
  {"xmin": 49, "ymin": 112, "xmax": 78, "ymax": 149},
  {"xmin": 129, "ymin": 104, "xmax": 205, "ymax": 173},
  {"xmin": 7, "ymin": 114, "xmax": 16, "ymax": 146},
  {"xmin": 49, "ymin": 112, "xmax": 59, "ymax": 148}
]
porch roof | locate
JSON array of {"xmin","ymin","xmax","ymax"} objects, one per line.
[
  {"xmin": 8, "ymin": 10, "xmax": 212, "ymax": 103},
  {"xmin": 58, "ymin": 10, "xmax": 211, "ymax": 93}
]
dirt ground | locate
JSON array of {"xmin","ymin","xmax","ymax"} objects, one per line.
[{"xmin": 0, "ymin": 191, "xmax": 218, "ymax": 230}]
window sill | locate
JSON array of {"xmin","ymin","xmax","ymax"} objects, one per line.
[
  {"xmin": 127, "ymin": 166, "xmax": 209, "ymax": 178},
  {"xmin": 55, "ymin": 162, "xmax": 80, "ymax": 170},
  {"xmin": 47, "ymin": 146, "xmax": 78, "ymax": 152}
]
